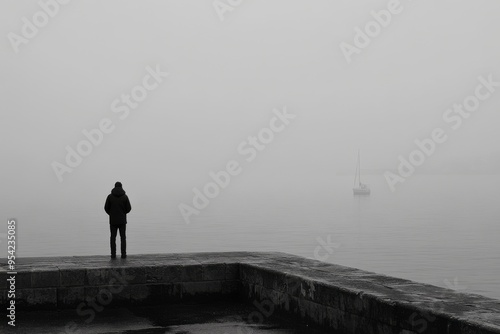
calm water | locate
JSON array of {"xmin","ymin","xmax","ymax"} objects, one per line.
[{"xmin": 4, "ymin": 175, "xmax": 500, "ymax": 300}]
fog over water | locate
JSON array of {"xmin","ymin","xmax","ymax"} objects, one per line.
[{"xmin": 1, "ymin": 1, "xmax": 499, "ymax": 300}]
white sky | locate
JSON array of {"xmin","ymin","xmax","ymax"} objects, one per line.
[{"xmin": 1, "ymin": 0, "xmax": 500, "ymax": 209}]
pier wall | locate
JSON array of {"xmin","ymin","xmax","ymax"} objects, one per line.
[{"xmin": 1, "ymin": 252, "xmax": 499, "ymax": 334}]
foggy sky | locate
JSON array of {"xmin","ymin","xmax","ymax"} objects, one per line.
[{"xmin": 1, "ymin": 0, "xmax": 500, "ymax": 211}]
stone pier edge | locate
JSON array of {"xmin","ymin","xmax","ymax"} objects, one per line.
[{"xmin": 1, "ymin": 251, "xmax": 499, "ymax": 334}]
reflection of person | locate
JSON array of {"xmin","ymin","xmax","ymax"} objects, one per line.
[{"xmin": 104, "ymin": 182, "xmax": 131, "ymax": 259}]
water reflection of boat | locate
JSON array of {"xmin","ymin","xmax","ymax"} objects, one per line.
[{"xmin": 353, "ymin": 149, "xmax": 370, "ymax": 195}]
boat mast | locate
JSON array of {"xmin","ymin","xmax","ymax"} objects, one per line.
[
  {"xmin": 357, "ymin": 149, "xmax": 361, "ymax": 186},
  {"xmin": 354, "ymin": 149, "xmax": 360, "ymax": 187}
]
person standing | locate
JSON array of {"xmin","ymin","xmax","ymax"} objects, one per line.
[{"xmin": 104, "ymin": 181, "xmax": 131, "ymax": 259}]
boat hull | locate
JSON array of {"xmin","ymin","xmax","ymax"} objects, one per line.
[{"xmin": 353, "ymin": 188, "xmax": 371, "ymax": 195}]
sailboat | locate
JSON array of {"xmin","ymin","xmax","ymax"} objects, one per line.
[{"xmin": 353, "ymin": 149, "xmax": 370, "ymax": 195}]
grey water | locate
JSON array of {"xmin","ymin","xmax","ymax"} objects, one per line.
[{"xmin": 4, "ymin": 175, "xmax": 500, "ymax": 300}]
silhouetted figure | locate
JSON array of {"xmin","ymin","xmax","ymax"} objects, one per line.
[{"xmin": 104, "ymin": 182, "xmax": 131, "ymax": 259}]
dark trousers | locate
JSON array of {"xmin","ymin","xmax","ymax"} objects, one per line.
[{"xmin": 110, "ymin": 224, "xmax": 126, "ymax": 256}]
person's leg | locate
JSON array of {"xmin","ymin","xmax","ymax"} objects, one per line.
[
  {"xmin": 110, "ymin": 225, "xmax": 118, "ymax": 258},
  {"xmin": 119, "ymin": 224, "xmax": 127, "ymax": 258}
]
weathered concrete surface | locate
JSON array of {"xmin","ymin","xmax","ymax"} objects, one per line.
[
  {"xmin": 1, "ymin": 252, "xmax": 500, "ymax": 334},
  {"xmin": 1, "ymin": 252, "xmax": 246, "ymax": 310},
  {"xmin": 238, "ymin": 253, "xmax": 500, "ymax": 334}
]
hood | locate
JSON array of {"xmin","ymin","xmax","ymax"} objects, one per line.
[{"xmin": 111, "ymin": 187, "xmax": 126, "ymax": 197}]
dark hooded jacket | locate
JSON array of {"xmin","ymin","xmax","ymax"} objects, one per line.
[{"xmin": 104, "ymin": 186, "xmax": 132, "ymax": 225}]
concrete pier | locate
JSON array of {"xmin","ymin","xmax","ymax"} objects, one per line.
[{"xmin": 2, "ymin": 252, "xmax": 500, "ymax": 333}]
